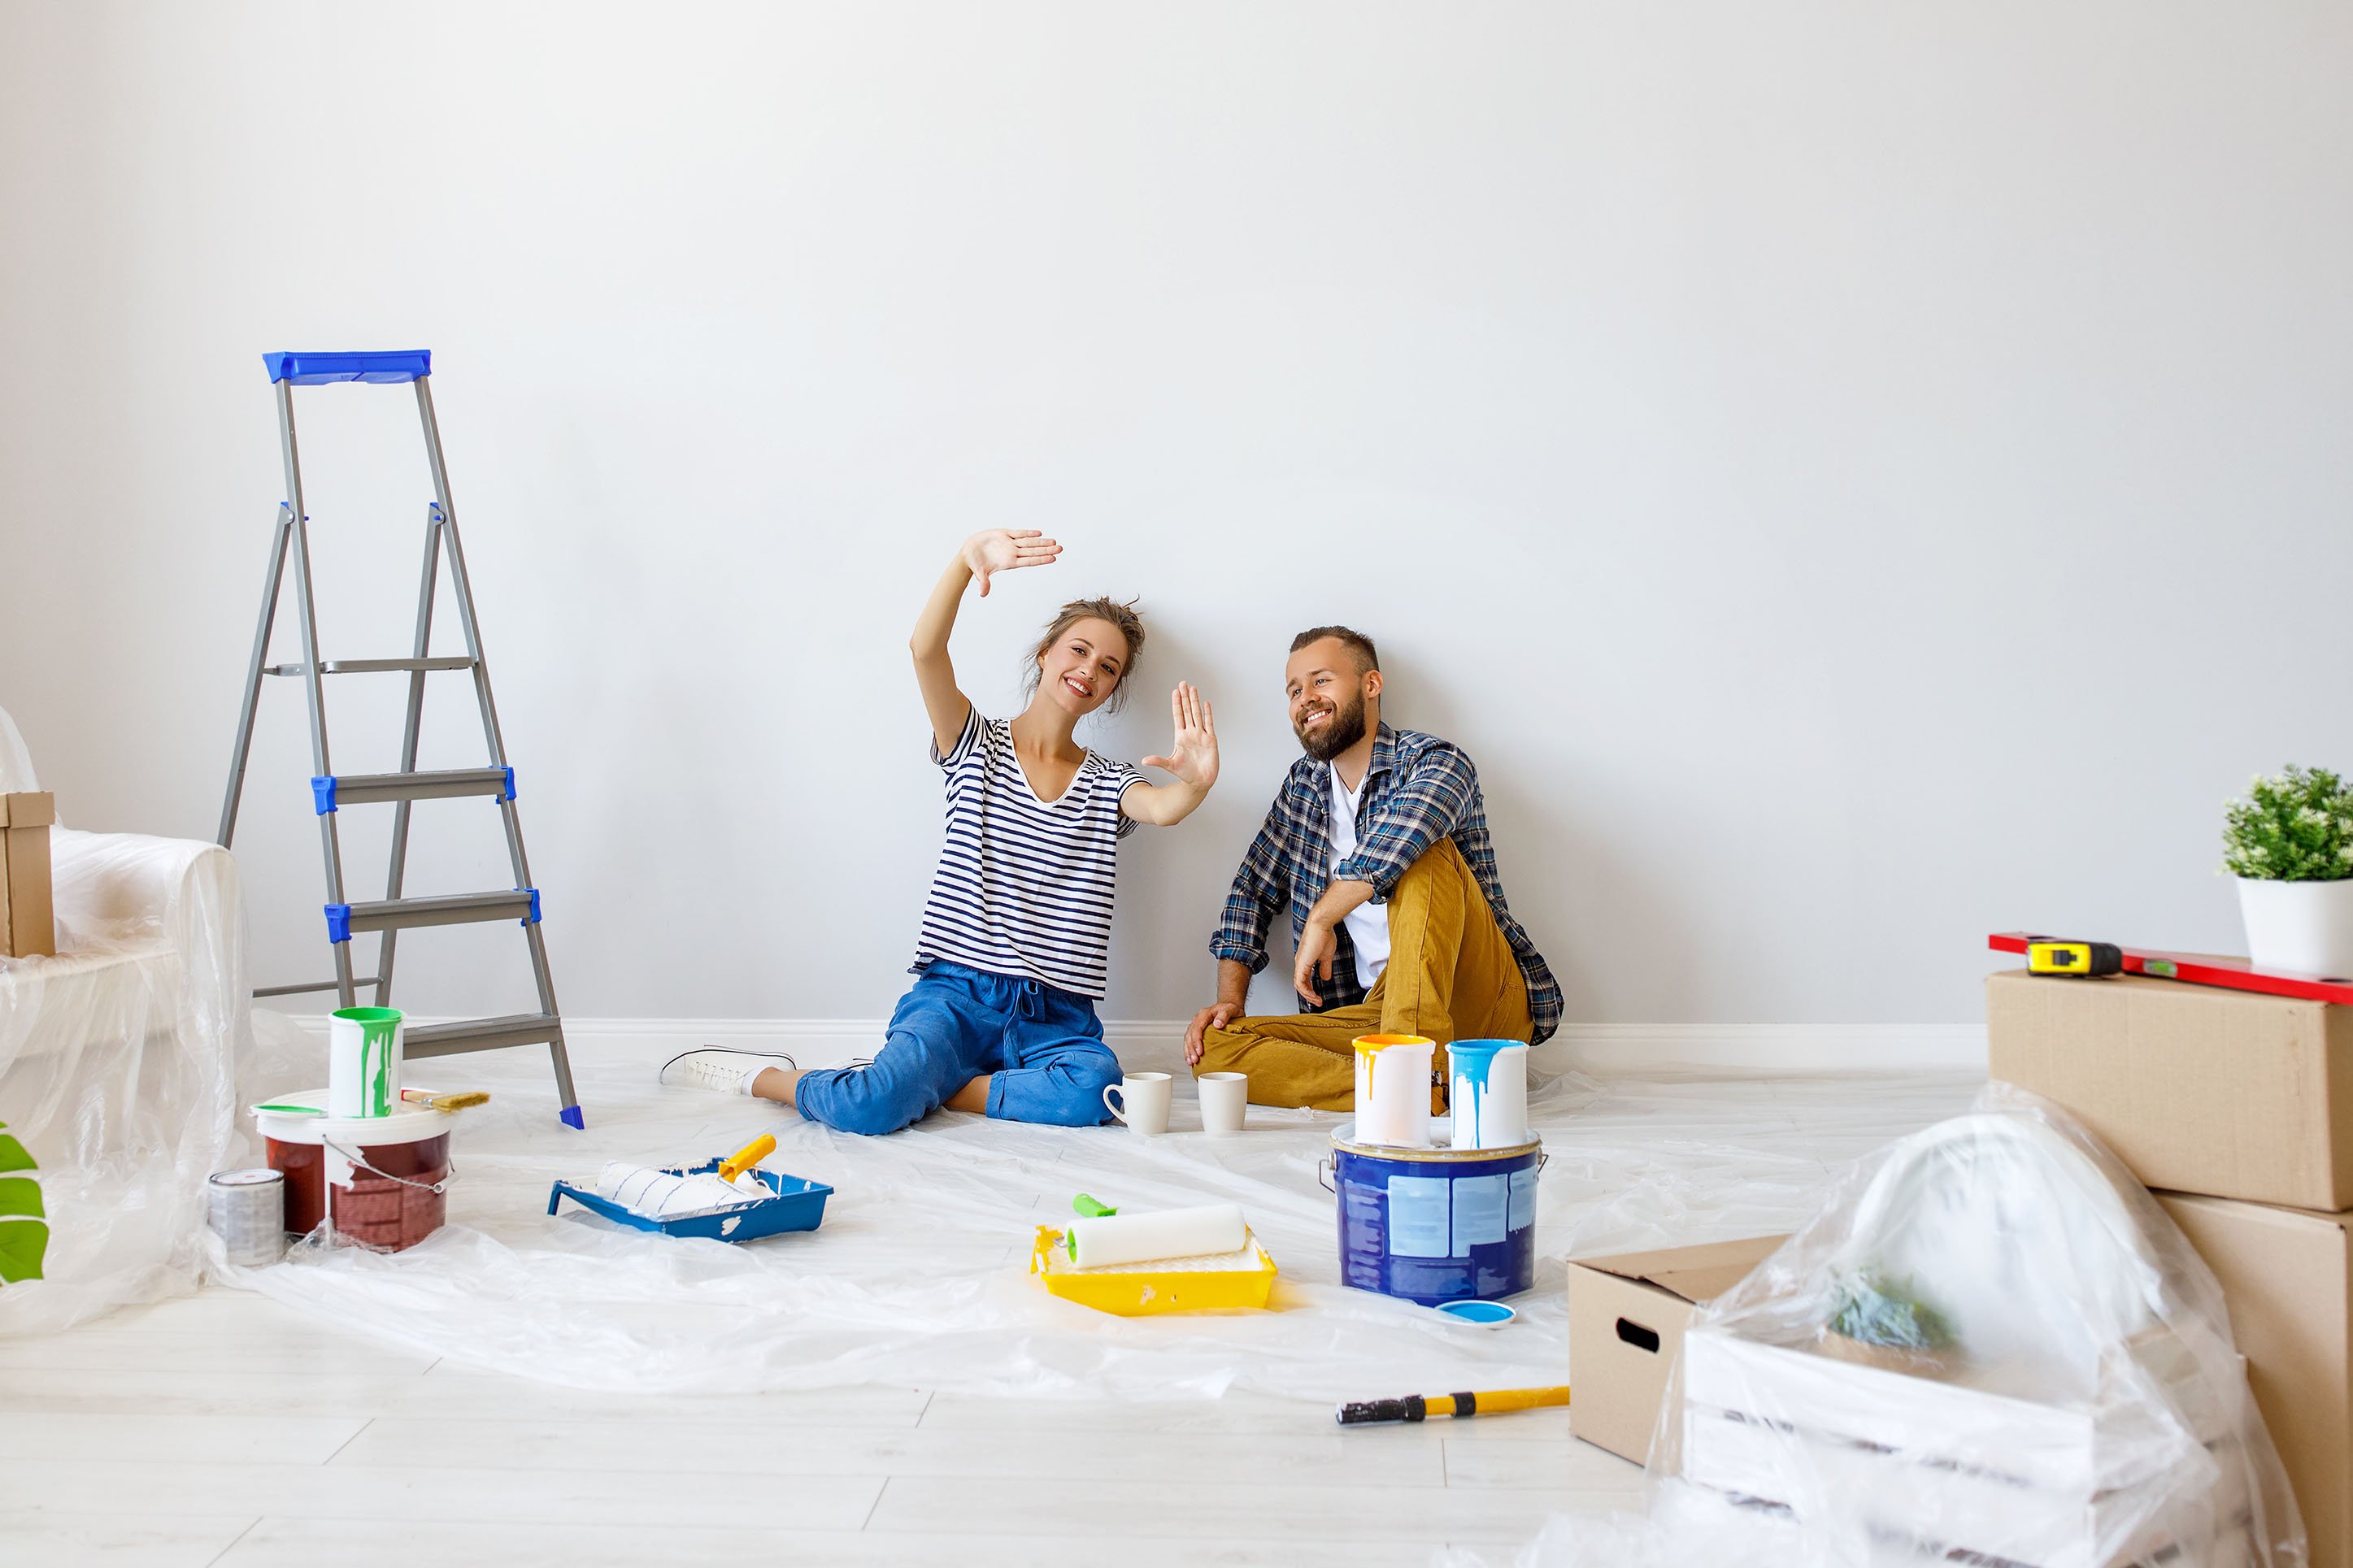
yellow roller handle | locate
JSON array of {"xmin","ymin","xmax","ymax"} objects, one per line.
[
  {"xmin": 718, "ymin": 1133, "xmax": 776, "ymax": 1184},
  {"xmin": 1427, "ymin": 1385, "xmax": 1573, "ymax": 1418},
  {"xmin": 1335, "ymin": 1384, "xmax": 1572, "ymax": 1426}
]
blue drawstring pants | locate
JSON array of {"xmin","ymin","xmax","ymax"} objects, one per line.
[{"xmin": 794, "ymin": 960, "xmax": 1121, "ymax": 1136}]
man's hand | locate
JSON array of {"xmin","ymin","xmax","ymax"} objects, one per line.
[
  {"xmin": 1294, "ymin": 917, "xmax": 1338, "ymax": 1007},
  {"xmin": 1185, "ymin": 1001, "xmax": 1239, "ymax": 1066},
  {"xmin": 959, "ymin": 528, "xmax": 1061, "ymax": 596}
]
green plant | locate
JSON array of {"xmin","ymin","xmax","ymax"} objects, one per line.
[
  {"xmin": 2222, "ymin": 767, "xmax": 2353, "ymax": 883},
  {"xmin": 1827, "ymin": 1270, "xmax": 1953, "ymax": 1352},
  {"xmin": 0, "ymin": 1119, "xmax": 46, "ymax": 1285}
]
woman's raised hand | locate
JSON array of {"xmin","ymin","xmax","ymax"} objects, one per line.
[
  {"xmin": 960, "ymin": 529, "xmax": 1062, "ymax": 596},
  {"xmin": 1142, "ymin": 682, "xmax": 1219, "ymax": 790}
]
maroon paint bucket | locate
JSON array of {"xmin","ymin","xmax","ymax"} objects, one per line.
[{"xmin": 254, "ymin": 1097, "xmax": 453, "ymax": 1253}]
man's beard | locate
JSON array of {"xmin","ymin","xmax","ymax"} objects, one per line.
[{"xmin": 1295, "ymin": 692, "xmax": 1368, "ymax": 762}]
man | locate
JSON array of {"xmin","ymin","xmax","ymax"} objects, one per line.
[{"xmin": 1187, "ymin": 627, "xmax": 1560, "ymax": 1109}]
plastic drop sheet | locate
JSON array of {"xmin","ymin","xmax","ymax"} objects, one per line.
[
  {"xmin": 0, "ymin": 828, "xmax": 246, "ymax": 1336},
  {"xmin": 1446, "ymin": 1084, "xmax": 2307, "ymax": 1568},
  {"xmin": 212, "ymin": 1011, "xmax": 1980, "ymax": 1403}
]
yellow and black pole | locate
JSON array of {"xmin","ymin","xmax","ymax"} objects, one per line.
[{"xmin": 1335, "ymin": 1385, "xmax": 1572, "ymax": 1427}]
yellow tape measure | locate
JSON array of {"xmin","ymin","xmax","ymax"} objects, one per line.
[{"xmin": 2026, "ymin": 940, "xmax": 2123, "ymax": 978}]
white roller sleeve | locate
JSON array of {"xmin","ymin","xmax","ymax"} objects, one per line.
[
  {"xmin": 1068, "ymin": 1204, "xmax": 1248, "ymax": 1268},
  {"xmin": 594, "ymin": 1162, "xmax": 762, "ymax": 1219}
]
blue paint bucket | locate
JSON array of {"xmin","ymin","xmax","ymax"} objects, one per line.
[{"xmin": 1322, "ymin": 1127, "xmax": 1544, "ymax": 1305}]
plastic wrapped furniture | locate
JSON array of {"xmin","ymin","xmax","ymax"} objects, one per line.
[
  {"xmin": 1653, "ymin": 1084, "xmax": 2305, "ymax": 1568},
  {"xmin": 0, "ymin": 704, "xmax": 245, "ymax": 1335}
]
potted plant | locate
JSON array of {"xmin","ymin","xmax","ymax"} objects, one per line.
[
  {"xmin": 1817, "ymin": 1268, "xmax": 1959, "ymax": 1379},
  {"xmin": 2223, "ymin": 766, "xmax": 2353, "ymax": 975}
]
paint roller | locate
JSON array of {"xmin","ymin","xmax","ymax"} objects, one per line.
[
  {"xmin": 595, "ymin": 1135, "xmax": 777, "ymax": 1220},
  {"xmin": 1062, "ymin": 1193, "xmax": 1248, "ymax": 1268}
]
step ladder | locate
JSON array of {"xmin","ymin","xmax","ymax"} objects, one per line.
[{"xmin": 218, "ymin": 350, "xmax": 582, "ymax": 1128}]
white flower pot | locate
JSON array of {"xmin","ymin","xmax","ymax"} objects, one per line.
[{"xmin": 2235, "ymin": 876, "xmax": 2353, "ymax": 977}]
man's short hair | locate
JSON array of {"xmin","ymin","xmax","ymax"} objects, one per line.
[{"xmin": 1290, "ymin": 625, "xmax": 1379, "ymax": 675}]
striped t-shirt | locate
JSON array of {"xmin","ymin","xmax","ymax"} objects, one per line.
[{"xmin": 913, "ymin": 710, "xmax": 1146, "ymax": 999}]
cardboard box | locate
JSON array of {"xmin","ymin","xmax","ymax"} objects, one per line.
[
  {"xmin": 1565, "ymin": 1234, "xmax": 1786, "ymax": 1463},
  {"xmin": 1987, "ymin": 968, "xmax": 2353, "ymax": 1210},
  {"xmin": 0, "ymin": 792, "xmax": 55, "ymax": 959},
  {"xmin": 2159, "ymin": 1190, "xmax": 2353, "ymax": 1568}
]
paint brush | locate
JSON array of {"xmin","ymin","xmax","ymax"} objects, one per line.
[
  {"xmin": 1334, "ymin": 1385, "xmax": 1572, "ymax": 1427},
  {"xmin": 401, "ymin": 1090, "xmax": 490, "ymax": 1112}
]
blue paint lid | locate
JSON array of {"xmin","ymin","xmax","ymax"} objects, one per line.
[{"xmin": 1435, "ymin": 1299, "xmax": 1517, "ymax": 1327}]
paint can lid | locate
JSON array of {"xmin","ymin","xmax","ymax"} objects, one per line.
[
  {"xmin": 210, "ymin": 1168, "xmax": 285, "ymax": 1188},
  {"xmin": 1435, "ymin": 1299, "xmax": 1517, "ymax": 1327}
]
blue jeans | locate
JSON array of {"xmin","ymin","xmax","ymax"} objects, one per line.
[{"xmin": 794, "ymin": 961, "xmax": 1121, "ymax": 1136}]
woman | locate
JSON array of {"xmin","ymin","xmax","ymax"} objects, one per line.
[{"xmin": 661, "ymin": 528, "xmax": 1218, "ymax": 1134}]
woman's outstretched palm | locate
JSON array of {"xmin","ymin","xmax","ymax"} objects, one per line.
[
  {"xmin": 1142, "ymin": 682, "xmax": 1219, "ymax": 788},
  {"xmin": 962, "ymin": 528, "xmax": 1061, "ymax": 595}
]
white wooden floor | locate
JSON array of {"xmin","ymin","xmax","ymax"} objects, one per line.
[{"xmin": 0, "ymin": 1286, "xmax": 1643, "ymax": 1566}]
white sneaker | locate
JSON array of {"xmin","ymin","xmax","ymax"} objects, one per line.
[{"xmin": 659, "ymin": 1048, "xmax": 797, "ymax": 1095}]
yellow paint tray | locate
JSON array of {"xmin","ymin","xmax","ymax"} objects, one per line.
[{"xmin": 1029, "ymin": 1225, "xmax": 1278, "ymax": 1315}]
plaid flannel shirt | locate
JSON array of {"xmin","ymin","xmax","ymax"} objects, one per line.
[{"xmin": 1209, "ymin": 723, "xmax": 1562, "ymax": 1043}]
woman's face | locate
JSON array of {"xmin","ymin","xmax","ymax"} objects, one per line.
[{"xmin": 1035, "ymin": 616, "xmax": 1130, "ymax": 718}]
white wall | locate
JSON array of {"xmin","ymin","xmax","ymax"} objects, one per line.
[{"xmin": 2, "ymin": 2, "xmax": 2348, "ymax": 1033}]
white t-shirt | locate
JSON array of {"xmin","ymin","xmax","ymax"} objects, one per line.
[{"xmin": 1329, "ymin": 763, "xmax": 1391, "ymax": 988}]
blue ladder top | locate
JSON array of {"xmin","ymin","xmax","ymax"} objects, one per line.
[{"xmin": 263, "ymin": 350, "xmax": 432, "ymax": 386}]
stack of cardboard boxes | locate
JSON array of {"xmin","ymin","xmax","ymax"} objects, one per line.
[
  {"xmin": 1564, "ymin": 968, "xmax": 2349, "ymax": 1562},
  {"xmin": 1989, "ymin": 967, "xmax": 2353, "ymax": 1566}
]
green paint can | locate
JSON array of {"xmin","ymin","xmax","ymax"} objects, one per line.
[{"xmin": 328, "ymin": 1006, "xmax": 405, "ymax": 1118}]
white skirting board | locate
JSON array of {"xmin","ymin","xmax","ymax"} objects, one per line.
[{"xmin": 268, "ymin": 1013, "xmax": 1990, "ymax": 1074}]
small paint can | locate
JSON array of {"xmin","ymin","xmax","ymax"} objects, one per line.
[
  {"xmin": 1351, "ymin": 1034, "xmax": 1436, "ymax": 1148},
  {"xmin": 207, "ymin": 1169, "xmax": 287, "ymax": 1267},
  {"xmin": 1323, "ymin": 1127, "xmax": 1543, "ymax": 1305},
  {"xmin": 1448, "ymin": 1040, "xmax": 1531, "ymax": 1150},
  {"xmin": 328, "ymin": 1006, "xmax": 405, "ymax": 1118}
]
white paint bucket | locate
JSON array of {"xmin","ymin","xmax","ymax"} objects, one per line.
[
  {"xmin": 328, "ymin": 1007, "xmax": 404, "ymax": 1118},
  {"xmin": 1448, "ymin": 1040, "xmax": 1530, "ymax": 1150},
  {"xmin": 1351, "ymin": 1034, "xmax": 1435, "ymax": 1148}
]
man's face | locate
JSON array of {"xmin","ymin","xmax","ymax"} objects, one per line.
[{"xmin": 1287, "ymin": 638, "xmax": 1375, "ymax": 762}]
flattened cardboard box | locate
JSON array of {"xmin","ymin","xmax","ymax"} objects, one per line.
[
  {"xmin": 1988, "ymin": 968, "xmax": 2353, "ymax": 1210},
  {"xmin": 1566, "ymin": 1234, "xmax": 1786, "ymax": 1465},
  {"xmin": 2159, "ymin": 1191, "xmax": 2353, "ymax": 1568},
  {"xmin": 0, "ymin": 791, "xmax": 56, "ymax": 959}
]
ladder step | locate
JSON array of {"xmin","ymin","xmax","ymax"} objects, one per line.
[
  {"xmin": 315, "ymin": 767, "xmax": 514, "ymax": 810},
  {"xmin": 326, "ymin": 888, "xmax": 540, "ymax": 941},
  {"xmin": 265, "ymin": 657, "xmax": 476, "ymax": 675},
  {"xmin": 254, "ymin": 978, "xmax": 347, "ymax": 998},
  {"xmin": 406, "ymin": 1013, "xmax": 565, "ymax": 1058}
]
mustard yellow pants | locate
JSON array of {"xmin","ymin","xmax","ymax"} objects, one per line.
[{"xmin": 1195, "ymin": 837, "xmax": 1533, "ymax": 1110}]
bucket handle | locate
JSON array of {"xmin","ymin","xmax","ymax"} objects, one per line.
[{"xmin": 321, "ymin": 1137, "xmax": 454, "ymax": 1197}]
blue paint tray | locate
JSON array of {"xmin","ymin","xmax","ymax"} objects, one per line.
[{"xmin": 547, "ymin": 1160, "xmax": 833, "ymax": 1243}]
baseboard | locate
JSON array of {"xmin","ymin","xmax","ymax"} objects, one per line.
[
  {"xmin": 272, "ymin": 1013, "xmax": 1988, "ymax": 1074},
  {"xmin": 1551, "ymin": 1023, "xmax": 1986, "ymax": 1073}
]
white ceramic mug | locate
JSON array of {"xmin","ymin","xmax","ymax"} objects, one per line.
[
  {"xmin": 1103, "ymin": 1072, "xmax": 1172, "ymax": 1135},
  {"xmin": 1197, "ymin": 1071, "xmax": 1247, "ymax": 1136}
]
